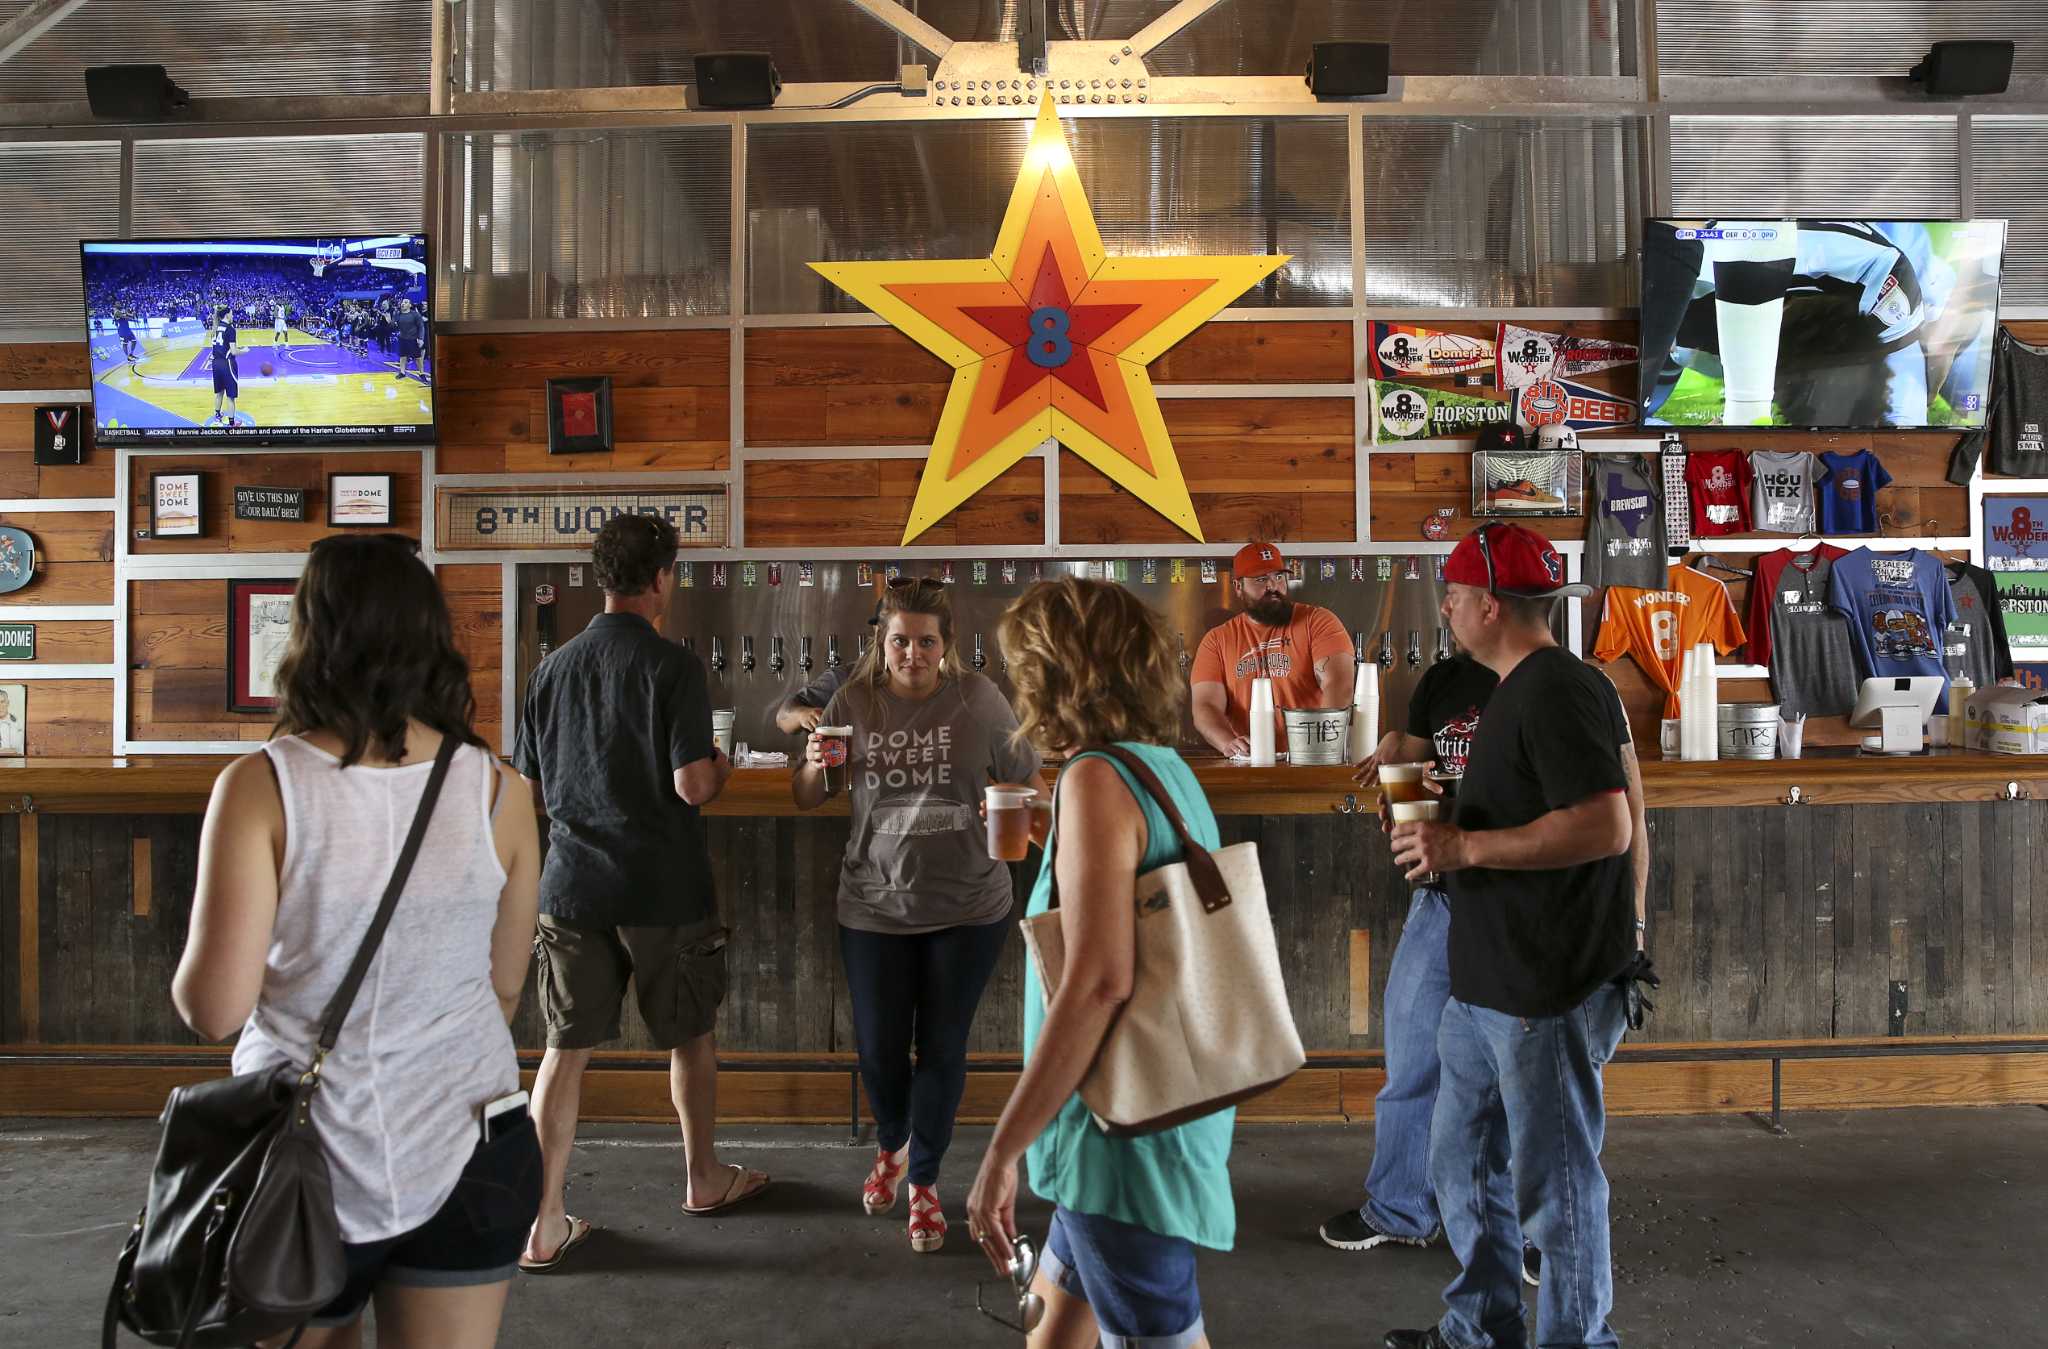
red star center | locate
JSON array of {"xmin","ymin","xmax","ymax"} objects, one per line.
[{"xmin": 960, "ymin": 245, "xmax": 1138, "ymax": 415}]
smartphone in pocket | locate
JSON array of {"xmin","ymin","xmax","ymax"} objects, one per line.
[{"xmin": 482, "ymin": 1090, "xmax": 530, "ymax": 1143}]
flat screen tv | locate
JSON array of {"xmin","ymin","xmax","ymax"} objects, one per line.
[
  {"xmin": 1639, "ymin": 218, "xmax": 2005, "ymax": 430},
  {"xmin": 80, "ymin": 234, "xmax": 435, "ymax": 445}
]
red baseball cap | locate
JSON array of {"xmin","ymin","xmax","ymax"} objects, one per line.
[
  {"xmin": 1232, "ymin": 541, "xmax": 1287, "ymax": 580},
  {"xmin": 1442, "ymin": 522, "xmax": 1590, "ymax": 600}
]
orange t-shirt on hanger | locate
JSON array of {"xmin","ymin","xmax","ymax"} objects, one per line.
[{"xmin": 1593, "ymin": 563, "xmax": 1746, "ymax": 717}]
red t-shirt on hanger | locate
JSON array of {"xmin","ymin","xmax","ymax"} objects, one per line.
[{"xmin": 1685, "ymin": 450, "xmax": 1753, "ymax": 537}]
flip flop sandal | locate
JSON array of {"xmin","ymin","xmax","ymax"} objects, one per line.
[
  {"xmin": 517, "ymin": 1214, "xmax": 594, "ymax": 1273},
  {"xmin": 681, "ymin": 1163, "xmax": 771, "ymax": 1217}
]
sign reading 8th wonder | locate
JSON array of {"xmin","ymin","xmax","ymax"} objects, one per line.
[
  {"xmin": 436, "ymin": 485, "xmax": 729, "ymax": 550},
  {"xmin": 811, "ymin": 95, "xmax": 1288, "ymax": 545}
]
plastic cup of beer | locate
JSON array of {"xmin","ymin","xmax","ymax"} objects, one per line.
[
  {"xmin": 1388, "ymin": 797, "xmax": 1442, "ymax": 884},
  {"xmin": 814, "ymin": 724, "xmax": 852, "ymax": 793},
  {"xmin": 986, "ymin": 786, "xmax": 1038, "ymax": 862},
  {"xmin": 1378, "ymin": 762, "xmax": 1432, "ymax": 806}
]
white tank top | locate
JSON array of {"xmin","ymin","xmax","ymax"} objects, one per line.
[{"xmin": 232, "ymin": 735, "xmax": 518, "ymax": 1243}]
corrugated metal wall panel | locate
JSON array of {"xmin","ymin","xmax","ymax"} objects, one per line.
[
  {"xmin": 1657, "ymin": 0, "xmax": 2048, "ymax": 78},
  {"xmin": 0, "ymin": 0, "xmax": 429, "ymax": 102},
  {"xmin": 130, "ymin": 135, "xmax": 424, "ymax": 238},
  {"xmin": 1973, "ymin": 118, "xmax": 2048, "ymax": 309},
  {"xmin": 1668, "ymin": 117, "xmax": 1958, "ymax": 217},
  {"xmin": 1362, "ymin": 118, "xmax": 1640, "ymax": 308},
  {"xmin": 0, "ymin": 141, "xmax": 121, "ymax": 329}
]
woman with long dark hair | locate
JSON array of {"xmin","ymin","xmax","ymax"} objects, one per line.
[
  {"xmin": 172, "ymin": 534, "xmax": 541, "ymax": 1349},
  {"xmin": 792, "ymin": 575, "xmax": 1046, "ymax": 1254}
]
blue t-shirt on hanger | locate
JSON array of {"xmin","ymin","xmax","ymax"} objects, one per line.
[
  {"xmin": 1826, "ymin": 547, "xmax": 1956, "ymax": 692},
  {"xmin": 1816, "ymin": 449, "xmax": 1892, "ymax": 534}
]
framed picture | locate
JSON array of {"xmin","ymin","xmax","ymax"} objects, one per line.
[
  {"xmin": 150, "ymin": 471, "xmax": 203, "ymax": 538},
  {"xmin": 228, "ymin": 579, "xmax": 296, "ymax": 713},
  {"xmin": 547, "ymin": 376, "xmax": 614, "ymax": 455},
  {"xmin": 1472, "ymin": 449, "xmax": 1584, "ymax": 518},
  {"xmin": 327, "ymin": 472, "xmax": 395, "ymax": 527},
  {"xmin": 0, "ymin": 682, "xmax": 23, "ymax": 755}
]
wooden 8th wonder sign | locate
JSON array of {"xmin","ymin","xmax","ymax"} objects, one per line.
[{"xmin": 812, "ymin": 96, "xmax": 1288, "ymax": 544}]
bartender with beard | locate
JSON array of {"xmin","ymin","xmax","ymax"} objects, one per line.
[{"xmin": 1191, "ymin": 541, "xmax": 1356, "ymax": 758}]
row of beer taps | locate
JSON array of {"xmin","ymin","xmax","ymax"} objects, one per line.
[{"xmin": 1355, "ymin": 626, "xmax": 1455, "ymax": 671}]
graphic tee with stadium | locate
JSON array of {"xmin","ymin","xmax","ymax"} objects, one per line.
[
  {"xmin": 1684, "ymin": 450, "xmax": 1753, "ymax": 536},
  {"xmin": 1826, "ymin": 547, "xmax": 1956, "ymax": 690},
  {"xmin": 1749, "ymin": 449, "xmax": 1818, "ymax": 534},
  {"xmin": 1594, "ymin": 563, "xmax": 1747, "ymax": 716},
  {"xmin": 1583, "ymin": 453, "xmax": 1668, "ymax": 591}
]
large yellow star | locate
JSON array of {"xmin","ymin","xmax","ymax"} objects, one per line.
[{"xmin": 811, "ymin": 96, "xmax": 1289, "ymax": 544}]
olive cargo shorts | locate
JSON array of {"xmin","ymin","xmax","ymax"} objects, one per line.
[{"xmin": 533, "ymin": 914, "xmax": 728, "ymax": 1050}]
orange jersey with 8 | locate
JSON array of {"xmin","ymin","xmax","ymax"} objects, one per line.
[{"xmin": 1593, "ymin": 564, "xmax": 1746, "ymax": 716}]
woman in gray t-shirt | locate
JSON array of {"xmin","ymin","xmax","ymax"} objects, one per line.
[{"xmin": 792, "ymin": 576, "xmax": 1044, "ymax": 1255}]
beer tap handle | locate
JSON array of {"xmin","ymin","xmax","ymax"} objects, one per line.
[
  {"xmin": 1435, "ymin": 625, "xmax": 1453, "ymax": 663},
  {"xmin": 770, "ymin": 635, "xmax": 786, "ymax": 675},
  {"xmin": 741, "ymin": 635, "xmax": 756, "ymax": 674},
  {"xmin": 971, "ymin": 632, "xmax": 987, "ymax": 671},
  {"xmin": 826, "ymin": 634, "xmax": 843, "ymax": 670},
  {"xmin": 1176, "ymin": 631, "xmax": 1191, "ymax": 672},
  {"xmin": 710, "ymin": 635, "xmax": 726, "ymax": 676},
  {"xmin": 1353, "ymin": 630, "xmax": 1368, "ymax": 665},
  {"xmin": 1406, "ymin": 629, "xmax": 1422, "ymax": 669},
  {"xmin": 1375, "ymin": 633, "xmax": 1394, "ymax": 670},
  {"xmin": 799, "ymin": 635, "xmax": 814, "ymax": 674}
]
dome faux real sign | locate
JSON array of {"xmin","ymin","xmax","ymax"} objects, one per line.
[{"xmin": 812, "ymin": 96, "xmax": 1287, "ymax": 545}]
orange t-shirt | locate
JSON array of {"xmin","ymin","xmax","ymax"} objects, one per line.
[
  {"xmin": 1593, "ymin": 563, "xmax": 1746, "ymax": 717},
  {"xmin": 1190, "ymin": 604, "xmax": 1352, "ymax": 737}
]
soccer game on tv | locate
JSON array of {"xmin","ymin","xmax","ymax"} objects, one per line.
[
  {"xmin": 80, "ymin": 235, "xmax": 435, "ymax": 445},
  {"xmin": 1639, "ymin": 218, "xmax": 2005, "ymax": 431}
]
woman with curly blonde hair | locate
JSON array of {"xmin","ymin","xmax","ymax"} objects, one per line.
[{"xmin": 967, "ymin": 577, "xmax": 1231, "ymax": 1349}]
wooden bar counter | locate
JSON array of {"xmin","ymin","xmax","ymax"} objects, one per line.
[{"xmin": 6, "ymin": 751, "xmax": 2048, "ymax": 1122}]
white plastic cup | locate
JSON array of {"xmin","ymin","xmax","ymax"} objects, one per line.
[
  {"xmin": 711, "ymin": 709, "xmax": 735, "ymax": 757},
  {"xmin": 1778, "ymin": 714, "xmax": 1805, "ymax": 760},
  {"xmin": 1248, "ymin": 677, "xmax": 1277, "ymax": 766},
  {"xmin": 1660, "ymin": 718, "xmax": 1681, "ymax": 760},
  {"xmin": 1388, "ymin": 798, "xmax": 1443, "ymax": 884}
]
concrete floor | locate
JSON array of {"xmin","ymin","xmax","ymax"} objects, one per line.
[{"xmin": 9, "ymin": 1106, "xmax": 2043, "ymax": 1348}]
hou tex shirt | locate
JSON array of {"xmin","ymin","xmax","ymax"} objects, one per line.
[{"xmin": 1750, "ymin": 450, "xmax": 1819, "ymax": 534}]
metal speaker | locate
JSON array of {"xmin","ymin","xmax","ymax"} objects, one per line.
[
  {"xmin": 84, "ymin": 64, "xmax": 190, "ymax": 120},
  {"xmin": 1305, "ymin": 42, "xmax": 1390, "ymax": 99},
  {"xmin": 694, "ymin": 52, "xmax": 782, "ymax": 109},
  {"xmin": 1909, "ymin": 41, "xmax": 2014, "ymax": 97}
]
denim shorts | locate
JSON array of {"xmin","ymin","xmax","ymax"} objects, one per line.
[
  {"xmin": 312, "ymin": 1118, "xmax": 543, "ymax": 1326},
  {"xmin": 1042, "ymin": 1207, "xmax": 1205, "ymax": 1349}
]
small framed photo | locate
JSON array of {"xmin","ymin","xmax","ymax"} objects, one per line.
[
  {"xmin": 327, "ymin": 473, "xmax": 395, "ymax": 527},
  {"xmin": 0, "ymin": 682, "xmax": 24, "ymax": 756},
  {"xmin": 150, "ymin": 471, "xmax": 203, "ymax": 538},
  {"xmin": 228, "ymin": 579, "xmax": 297, "ymax": 714},
  {"xmin": 547, "ymin": 376, "xmax": 614, "ymax": 455}
]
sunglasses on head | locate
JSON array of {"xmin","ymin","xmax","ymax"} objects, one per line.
[{"xmin": 1474, "ymin": 521, "xmax": 1504, "ymax": 593}]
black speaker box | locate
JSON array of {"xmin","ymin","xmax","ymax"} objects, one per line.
[
  {"xmin": 694, "ymin": 52, "xmax": 782, "ymax": 109},
  {"xmin": 1911, "ymin": 41, "xmax": 2014, "ymax": 97},
  {"xmin": 84, "ymin": 64, "xmax": 189, "ymax": 120},
  {"xmin": 1306, "ymin": 42, "xmax": 1390, "ymax": 98}
]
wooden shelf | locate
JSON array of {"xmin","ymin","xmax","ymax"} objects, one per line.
[{"xmin": 5, "ymin": 749, "xmax": 2047, "ymax": 814}]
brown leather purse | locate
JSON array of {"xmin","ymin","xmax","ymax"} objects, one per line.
[{"xmin": 103, "ymin": 736, "xmax": 458, "ymax": 1348}]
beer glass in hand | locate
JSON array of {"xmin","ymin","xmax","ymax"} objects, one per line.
[
  {"xmin": 984, "ymin": 786, "xmax": 1039, "ymax": 861},
  {"xmin": 1388, "ymin": 798, "xmax": 1443, "ymax": 885}
]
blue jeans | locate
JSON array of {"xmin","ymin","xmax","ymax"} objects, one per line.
[
  {"xmin": 1431, "ymin": 984, "xmax": 1629, "ymax": 1349},
  {"xmin": 1042, "ymin": 1207, "xmax": 1205, "ymax": 1349},
  {"xmin": 839, "ymin": 919, "xmax": 1009, "ymax": 1186},
  {"xmin": 1361, "ymin": 885, "xmax": 1453, "ymax": 1240}
]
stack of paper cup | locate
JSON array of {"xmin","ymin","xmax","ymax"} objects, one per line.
[
  {"xmin": 1248, "ymin": 677, "xmax": 1277, "ymax": 766},
  {"xmin": 1349, "ymin": 663, "xmax": 1379, "ymax": 764}
]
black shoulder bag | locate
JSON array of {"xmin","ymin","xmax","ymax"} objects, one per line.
[{"xmin": 104, "ymin": 735, "xmax": 460, "ymax": 1348}]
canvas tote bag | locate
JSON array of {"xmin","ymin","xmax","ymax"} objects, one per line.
[{"xmin": 1021, "ymin": 745, "xmax": 1304, "ymax": 1137}]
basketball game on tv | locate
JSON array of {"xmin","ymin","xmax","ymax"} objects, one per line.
[
  {"xmin": 79, "ymin": 234, "xmax": 435, "ymax": 445},
  {"xmin": 1639, "ymin": 218, "xmax": 2005, "ymax": 431}
]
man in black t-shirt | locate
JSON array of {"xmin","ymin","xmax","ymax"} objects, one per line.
[
  {"xmin": 513, "ymin": 515, "xmax": 762, "ymax": 1272},
  {"xmin": 1384, "ymin": 523, "xmax": 1633, "ymax": 1349}
]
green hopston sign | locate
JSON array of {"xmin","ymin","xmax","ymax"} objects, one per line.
[{"xmin": 0, "ymin": 622, "xmax": 33, "ymax": 661}]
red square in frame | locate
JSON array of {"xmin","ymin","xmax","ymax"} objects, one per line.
[
  {"xmin": 559, "ymin": 390, "xmax": 599, "ymax": 438},
  {"xmin": 547, "ymin": 375, "xmax": 613, "ymax": 455},
  {"xmin": 227, "ymin": 578, "xmax": 297, "ymax": 714}
]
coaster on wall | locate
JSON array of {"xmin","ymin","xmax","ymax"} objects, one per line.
[{"xmin": 0, "ymin": 526, "xmax": 35, "ymax": 595}]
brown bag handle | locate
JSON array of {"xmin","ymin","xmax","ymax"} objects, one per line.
[{"xmin": 1045, "ymin": 745, "xmax": 1232, "ymax": 915}]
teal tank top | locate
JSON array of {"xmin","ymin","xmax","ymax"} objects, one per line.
[{"xmin": 1021, "ymin": 742, "xmax": 1236, "ymax": 1251}]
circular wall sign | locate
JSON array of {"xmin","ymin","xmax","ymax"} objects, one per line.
[{"xmin": 0, "ymin": 526, "xmax": 35, "ymax": 595}]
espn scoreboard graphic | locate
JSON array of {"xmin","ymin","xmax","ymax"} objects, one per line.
[{"xmin": 436, "ymin": 486, "xmax": 730, "ymax": 550}]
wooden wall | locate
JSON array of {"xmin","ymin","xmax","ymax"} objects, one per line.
[{"xmin": 13, "ymin": 802, "xmax": 2047, "ymax": 1052}]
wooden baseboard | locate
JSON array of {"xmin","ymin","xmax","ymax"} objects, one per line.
[{"xmin": 7, "ymin": 1054, "xmax": 2046, "ymax": 1122}]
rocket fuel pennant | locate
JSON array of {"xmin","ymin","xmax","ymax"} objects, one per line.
[{"xmin": 811, "ymin": 96, "xmax": 1288, "ymax": 544}]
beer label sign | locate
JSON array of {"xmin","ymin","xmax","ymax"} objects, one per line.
[
  {"xmin": 1369, "ymin": 323, "xmax": 1496, "ymax": 379},
  {"xmin": 436, "ymin": 485, "xmax": 729, "ymax": 550},
  {"xmin": 1372, "ymin": 380, "xmax": 1515, "ymax": 443},
  {"xmin": 1518, "ymin": 376, "xmax": 1634, "ymax": 432}
]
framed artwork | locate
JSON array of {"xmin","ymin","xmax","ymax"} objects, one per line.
[
  {"xmin": 150, "ymin": 471, "xmax": 203, "ymax": 537},
  {"xmin": 327, "ymin": 472, "xmax": 395, "ymax": 527},
  {"xmin": 1472, "ymin": 449, "xmax": 1584, "ymax": 518},
  {"xmin": 0, "ymin": 683, "xmax": 23, "ymax": 755},
  {"xmin": 547, "ymin": 376, "xmax": 614, "ymax": 455},
  {"xmin": 228, "ymin": 579, "xmax": 296, "ymax": 713}
]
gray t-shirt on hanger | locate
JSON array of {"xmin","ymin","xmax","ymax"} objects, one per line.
[
  {"xmin": 1767, "ymin": 551, "xmax": 1859, "ymax": 718},
  {"xmin": 1584, "ymin": 453, "xmax": 1668, "ymax": 591},
  {"xmin": 824, "ymin": 673, "xmax": 1043, "ymax": 934},
  {"xmin": 1750, "ymin": 450, "xmax": 1818, "ymax": 534}
]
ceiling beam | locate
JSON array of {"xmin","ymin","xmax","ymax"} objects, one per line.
[
  {"xmin": 840, "ymin": 0, "xmax": 952, "ymax": 63},
  {"xmin": 1128, "ymin": 0, "xmax": 1228, "ymax": 59},
  {"xmin": 0, "ymin": 0, "xmax": 90, "ymax": 69}
]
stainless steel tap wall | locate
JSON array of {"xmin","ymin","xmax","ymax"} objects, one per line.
[{"xmin": 512, "ymin": 557, "xmax": 1458, "ymax": 755}]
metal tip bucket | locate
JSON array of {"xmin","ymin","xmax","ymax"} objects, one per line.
[{"xmin": 1282, "ymin": 706, "xmax": 1350, "ymax": 765}]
